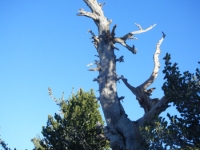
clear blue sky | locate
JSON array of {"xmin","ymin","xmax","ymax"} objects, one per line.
[{"xmin": 0, "ymin": 0, "xmax": 200, "ymax": 149}]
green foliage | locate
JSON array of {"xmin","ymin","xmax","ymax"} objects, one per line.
[
  {"xmin": 0, "ymin": 133, "xmax": 16, "ymax": 150},
  {"xmin": 0, "ymin": 139, "xmax": 12, "ymax": 150},
  {"xmin": 0, "ymin": 139, "xmax": 17, "ymax": 150},
  {"xmin": 139, "ymin": 117, "xmax": 169, "ymax": 150},
  {"xmin": 163, "ymin": 53, "xmax": 200, "ymax": 149},
  {"xmin": 141, "ymin": 53, "xmax": 200, "ymax": 149},
  {"xmin": 32, "ymin": 89, "xmax": 109, "ymax": 150},
  {"xmin": 31, "ymin": 138, "xmax": 45, "ymax": 150}
]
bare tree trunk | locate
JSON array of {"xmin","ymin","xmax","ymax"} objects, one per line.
[
  {"xmin": 97, "ymin": 27, "xmax": 142, "ymax": 149},
  {"xmin": 78, "ymin": 0, "xmax": 167, "ymax": 149}
]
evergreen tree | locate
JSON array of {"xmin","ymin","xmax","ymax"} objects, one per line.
[
  {"xmin": 140, "ymin": 53, "xmax": 200, "ymax": 149},
  {"xmin": 32, "ymin": 89, "xmax": 109, "ymax": 150}
]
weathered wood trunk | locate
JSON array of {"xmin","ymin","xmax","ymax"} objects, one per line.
[
  {"xmin": 78, "ymin": 0, "xmax": 167, "ymax": 149},
  {"xmin": 97, "ymin": 29, "xmax": 142, "ymax": 149}
]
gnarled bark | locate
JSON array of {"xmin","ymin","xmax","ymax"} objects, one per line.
[{"xmin": 78, "ymin": 1, "xmax": 167, "ymax": 149}]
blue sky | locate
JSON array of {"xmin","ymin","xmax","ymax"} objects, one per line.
[{"xmin": 0, "ymin": 0, "xmax": 200, "ymax": 149}]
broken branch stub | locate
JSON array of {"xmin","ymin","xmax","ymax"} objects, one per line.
[
  {"xmin": 116, "ymin": 56, "xmax": 124, "ymax": 63},
  {"xmin": 77, "ymin": 8, "xmax": 97, "ymax": 20}
]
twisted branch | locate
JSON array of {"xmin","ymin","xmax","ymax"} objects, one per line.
[
  {"xmin": 113, "ymin": 23, "xmax": 156, "ymax": 54},
  {"xmin": 121, "ymin": 32, "xmax": 166, "ymax": 114},
  {"xmin": 138, "ymin": 32, "xmax": 166, "ymax": 90}
]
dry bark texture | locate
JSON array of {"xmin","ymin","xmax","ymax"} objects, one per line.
[{"xmin": 78, "ymin": 1, "xmax": 167, "ymax": 149}]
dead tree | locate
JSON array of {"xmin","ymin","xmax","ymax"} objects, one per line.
[{"xmin": 77, "ymin": 1, "xmax": 168, "ymax": 149}]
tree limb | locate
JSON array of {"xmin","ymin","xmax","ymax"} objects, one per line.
[
  {"xmin": 113, "ymin": 37, "xmax": 137, "ymax": 54},
  {"xmin": 88, "ymin": 68, "xmax": 101, "ymax": 71},
  {"xmin": 138, "ymin": 32, "xmax": 166, "ymax": 90},
  {"xmin": 111, "ymin": 24, "xmax": 117, "ymax": 37},
  {"xmin": 93, "ymin": 77, "xmax": 99, "ymax": 82},
  {"xmin": 115, "ymin": 23, "xmax": 156, "ymax": 42},
  {"xmin": 88, "ymin": 29, "xmax": 99, "ymax": 49},
  {"xmin": 122, "ymin": 77, "xmax": 160, "ymax": 114},
  {"xmin": 113, "ymin": 24, "xmax": 155, "ymax": 54},
  {"xmin": 120, "ymin": 33, "xmax": 166, "ymax": 114},
  {"xmin": 131, "ymin": 23, "xmax": 156, "ymax": 35},
  {"xmin": 83, "ymin": 0, "xmax": 104, "ymax": 17},
  {"xmin": 115, "ymin": 56, "xmax": 124, "ymax": 63},
  {"xmin": 77, "ymin": 8, "xmax": 97, "ymax": 20},
  {"xmin": 121, "ymin": 76, "xmax": 137, "ymax": 95},
  {"xmin": 136, "ymin": 96, "xmax": 169, "ymax": 126},
  {"xmin": 144, "ymin": 88, "xmax": 156, "ymax": 96},
  {"xmin": 119, "ymin": 96, "xmax": 125, "ymax": 101},
  {"xmin": 98, "ymin": 2, "xmax": 106, "ymax": 8}
]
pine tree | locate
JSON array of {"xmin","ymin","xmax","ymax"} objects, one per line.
[
  {"xmin": 32, "ymin": 88, "xmax": 109, "ymax": 150},
  {"xmin": 140, "ymin": 54, "xmax": 200, "ymax": 149}
]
